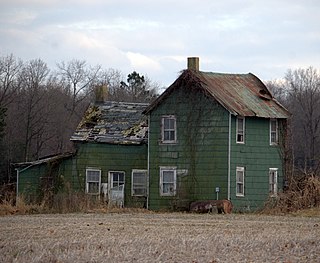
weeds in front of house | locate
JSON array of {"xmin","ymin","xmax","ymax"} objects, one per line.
[
  {"xmin": 0, "ymin": 185, "xmax": 150, "ymax": 216},
  {"xmin": 263, "ymin": 171, "xmax": 320, "ymax": 215}
]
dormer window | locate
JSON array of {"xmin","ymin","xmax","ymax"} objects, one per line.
[{"xmin": 236, "ymin": 116, "xmax": 245, "ymax": 143}]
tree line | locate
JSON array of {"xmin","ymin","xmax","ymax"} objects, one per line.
[
  {"xmin": 266, "ymin": 66, "xmax": 320, "ymax": 175},
  {"xmin": 1, "ymin": 53, "xmax": 319, "ymax": 186},
  {"xmin": 0, "ymin": 54, "xmax": 158, "ymax": 184}
]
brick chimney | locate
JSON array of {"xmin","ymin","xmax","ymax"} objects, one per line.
[
  {"xmin": 94, "ymin": 85, "xmax": 108, "ymax": 104},
  {"xmin": 187, "ymin": 57, "xmax": 199, "ymax": 71}
]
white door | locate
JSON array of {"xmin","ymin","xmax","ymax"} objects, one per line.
[{"xmin": 108, "ymin": 171, "xmax": 125, "ymax": 207}]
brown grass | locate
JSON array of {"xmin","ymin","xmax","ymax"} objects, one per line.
[{"xmin": 0, "ymin": 212, "xmax": 319, "ymax": 263}]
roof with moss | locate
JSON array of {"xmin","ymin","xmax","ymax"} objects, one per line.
[{"xmin": 71, "ymin": 101, "xmax": 149, "ymax": 144}]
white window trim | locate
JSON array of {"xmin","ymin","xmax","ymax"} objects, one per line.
[
  {"xmin": 131, "ymin": 169, "xmax": 148, "ymax": 197},
  {"xmin": 270, "ymin": 119, "xmax": 278, "ymax": 145},
  {"xmin": 85, "ymin": 168, "xmax": 101, "ymax": 195},
  {"xmin": 108, "ymin": 171, "xmax": 125, "ymax": 190},
  {"xmin": 269, "ymin": 168, "xmax": 278, "ymax": 196},
  {"xmin": 236, "ymin": 116, "xmax": 245, "ymax": 144},
  {"xmin": 160, "ymin": 166, "xmax": 177, "ymax": 196},
  {"xmin": 161, "ymin": 115, "xmax": 177, "ymax": 144},
  {"xmin": 236, "ymin": 166, "xmax": 245, "ymax": 197}
]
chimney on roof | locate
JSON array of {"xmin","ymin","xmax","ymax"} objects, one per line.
[
  {"xmin": 94, "ymin": 84, "xmax": 108, "ymax": 104},
  {"xmin": 187, "ymin": 57, "xmax": 199, "ymax": 71}
]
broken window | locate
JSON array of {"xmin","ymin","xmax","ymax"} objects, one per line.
[
  {"xmin": 110, "ymin": 171, "xmax": 125, "ymax": 189},
  {"xmin": 160, "ymin": 167, "xmax": 176, "ymax": 196},
  {"xmin": 132, "ymin": 170, "xmax": 148, "ymax": 196},
  {"xmin": 236, "ymin": 116, "xmax": 245, "ymax": 143},
  {"xmin": 86, "ymin": 168, "xmax": 101, "ymax": 195}
]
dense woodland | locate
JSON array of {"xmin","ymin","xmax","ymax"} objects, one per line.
[{"xmin": 0, "ymin": 53, "xmax": 320, "ymax": 189}]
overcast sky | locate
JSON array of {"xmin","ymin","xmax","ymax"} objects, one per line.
[{"xmin": 1, "ymin": 0, "xmax": 319, "ymax": 88}]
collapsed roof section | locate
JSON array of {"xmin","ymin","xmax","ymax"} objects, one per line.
[{"xmin": 71, "ymin": 101, "xmax": 149, "ymax": 145}]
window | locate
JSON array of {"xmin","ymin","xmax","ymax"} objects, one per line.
[
  {"xmin": 270, "ymin": 119, "xmax": 278, "ymax": 145},
  {"xmin": 86, "ymin": 168, "xmax": 101, "ymax": 195},
  {"xmin": 132, "ymin": 170, "xmax": 148, "ymax": 196},
  {"xmin": 161, "ymin": 116, "xmax": 177, "ymax": 143},
  {"xmin": 160, "ymin": 167, "xmax": 176, "ymax": 196},
  {"xmin": 109, "ymin": 171, "xmax": 125, "ymax": 189},
  {"xmin": 236, "ymin": 167, "xmax": 245, "ymax": 197},
  {"xmin": 269, "ymin": 168, "xmax": 278, "ymax": 196},
  {"xmin": 236, "ymin": 116, "xmax": 245, "ymax": 143}
]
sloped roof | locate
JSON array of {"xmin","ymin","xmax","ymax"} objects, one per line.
[
  {"xmin": 71, "ymin": 101, "xmax": 149, "ymax": 144},
  {"xmin": 144, "ymin": 70, "xmax": 290, "ymax": 118}
]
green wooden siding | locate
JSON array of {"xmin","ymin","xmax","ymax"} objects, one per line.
[
  {"xmin": 17, "ymin": 157, "xmax": 73, "ymax": 202},
  {"xmin": 148, "ymin": 87, "xmax": 230, "ymax": 210},
  {"xmin": 18, "ymin": 143, "xmax": 148, "ymax": 207},
  {"xmin": 73, "ymin": 142, "xmax": 148, "ymax": 207},
  {"xmin": 230, "ymin": 117, "xmax": 284, "ymax": 211}
]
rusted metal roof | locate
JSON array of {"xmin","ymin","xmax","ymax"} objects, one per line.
[
  {"xmin": 144, "ymin": 70, "xmax": 290, "ymax": 118},
  {"xmin": 71, "ymin": 101, "xmax": 149, "ymax": 144}
]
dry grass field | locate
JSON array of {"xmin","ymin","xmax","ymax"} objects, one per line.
[{"xmin": 0, "ymin": 211, "xmax": 320, "ymax": 263}]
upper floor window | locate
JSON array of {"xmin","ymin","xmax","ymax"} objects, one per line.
[
  {"xmin": 236, "ymin": 166, "xmax": 245, "ymax": 197},
  {"xmin": 270, "ymin": 119, "xmax": 278, "ymax": 145},
  {"xmin": 236, "ymin": 116, "xmax": 245, "ymax": 143},
  {"xmin": 86, "ymin": 168, "xmax": 101, "ymax": 195},
  {"xmin": 269, "ymin": 168, "xmax": 278, "ymax": 196},
  {"xmin": 161, "ymin": 115, "xmax": 177, "ymax": 143},
  {"xmin": 160, "ymin": 167, "xmax": 176, "ymax": 196}
]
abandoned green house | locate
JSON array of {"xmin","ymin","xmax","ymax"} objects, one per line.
[
  {"xmin": 15, "ymin": 57, "xmax": 290, "ymax": 211},
  {"xmin": 16, "ymin": 101, "xmax": 149, "ymax": 207}
]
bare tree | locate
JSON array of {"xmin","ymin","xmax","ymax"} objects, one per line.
[
  {"xmin": 0, "ymin": 54, "xmax": 23, "ymax": 107},
  {"xmin": 18, "ymin": 59, "xmax": 50, "ymax": 161},
  {"xmin": 284, "ymin": 67, "xmax": 320, "ymax": 171},
  {"xmin": 56, "ymin": 59, "xmax": 101, "ymax": 112}
]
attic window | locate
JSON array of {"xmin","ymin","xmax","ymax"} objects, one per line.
[{"xmin": 259, "ymin": 89, "xmax": 271, "ymax": 100}]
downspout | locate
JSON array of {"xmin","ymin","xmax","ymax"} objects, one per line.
[
  {"xmin": 16, "ymin": 168, "xmax": 19, "ymax": 200},
  {"xmin": 147, "ymin": 114, "xmax": 150, "ymax": 209},
  {"xmin": 228, "ymin": 112, "xmax": 231, "ymax": 200}
]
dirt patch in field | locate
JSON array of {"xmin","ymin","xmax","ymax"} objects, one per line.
[{"xmin": 0, "ymin": 212, "xmax": 319, "ymax": 262}]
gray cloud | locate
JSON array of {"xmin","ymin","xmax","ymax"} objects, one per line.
[{"xmin": 1, "ymin": 0, "xmax": 319, "ymax": 86}]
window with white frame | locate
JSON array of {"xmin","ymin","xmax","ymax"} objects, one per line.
[
  {"xmin": 236, "ymin": 167, "xmax": 245, "ymax": 196},
  {"xmin": 86, "ymin": 168, "xmax": 101, "ymax": 195},
  {"xmin": 269, "ymin": 168, "xmax": 278, "ymax": 196},
  {"xmin": 160, "ymin": 167, "xmax": 176, "ymax": 196},
  {"xmin": 161, "ymin": 116, "xmax": 177, "ymax": 143},
  {"xmin": 109, "ymin": 171, "xmax": 125, "ymax": 189},
  {"xmin": 132, "ymin": 170, "xmax": 148, "ymax": 196},
  {"xmin": 236, "ymin": 116, "xmax": 245, "ymax": 143},
  {"xmin": 270, "ymin": 119, "xmax": 278, "ymax": 145}
]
